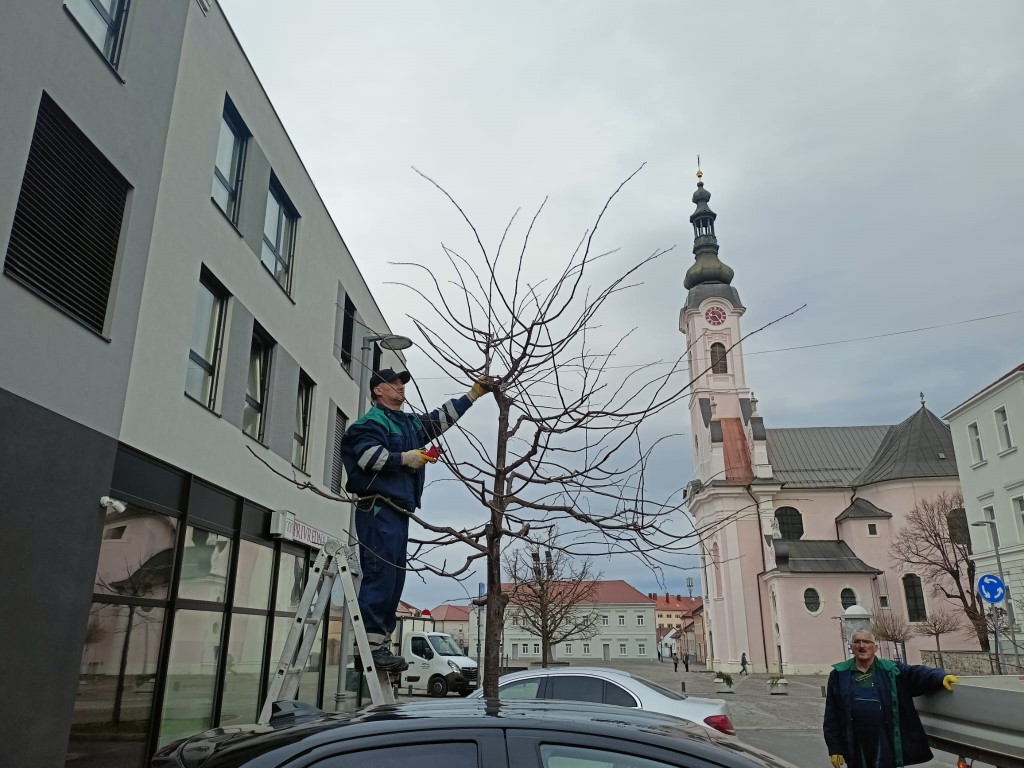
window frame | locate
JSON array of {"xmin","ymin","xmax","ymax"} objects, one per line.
[
  {"xmin": 186, "ymin": 271, "xmax": 228, "ymax": 410},
  {"xmin": 636, "ymin": 614, "xmax": 644, "ymax": 626},
  {"xmin": 330, "ymin": 408, "xmax": 349, "ymax": 494},
  {"xmin": 710, "ymin": 342, "xmax": 728, "ymax": 374},
  {"xmin": 618, "ymin": 643, "xmax": 627, "ymax": 656},
  {"xmin": 212, "ymin": 99, "xmax": 249, "ymax": 224},
  {"xmin": 840, "ymin": 587, "xmax": 857, "ymax": 610},
  {"xmin": 867, "ymin": 522, "xmax": 878, "ymax": 537},
  {"xmin": 65, "ymin": 0, "xmax": 130, "ymax": 68},
  {"xmin": 582, "ymin": 643, "xmax": 590, "ymax": 655},
  {"xmin": 902, "ymin": 573, "xmax": 928, "ymax": 623},
  {"xmin": 994, "ymin": 406, "xmax": 1014, "ymax": 452},
  {"xmin": 292, "ymin": 372, "xmax": 314, "ymax": 471},
  {"xmin": 775, "ymin": 507, "xmax": 804, "ymax": 541},
  {"xmin": 803, "ymin": 586, "xmax": 822, "ymax": 615},
  {"xmin": 617, "ymin": 615, "xmax": 625, "ymax": 626},
  {"xmin": 878, "ymin": 594, "xmax": 890, "ymax": 609},
  {"xmin": 1014, "ymin": 496, "xmax": 1024, "ymax": 540},
  {"xmin": 243, "ymin": 326, "xmax": 273, "ymax": 441},
  {"xmin": 967, "ymin": 421, "xmax": 985, "ymax": 464},
  {"xmin": 261, "ymin": 178, "xmax": 298, "ymax": 292}
]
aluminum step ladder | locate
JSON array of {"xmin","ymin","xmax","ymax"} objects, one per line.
[{"xmin": 257, "ymin": 538, "xmax": 396, "ymax": 724}]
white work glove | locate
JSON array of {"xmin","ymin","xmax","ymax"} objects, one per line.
[
  {"xmin": 400, "ymin": 450, "xmax": 430, "ymax": 470},
  {"xmin": 467, "ymin": 375, "xmax": 498, "ymax": 402}
]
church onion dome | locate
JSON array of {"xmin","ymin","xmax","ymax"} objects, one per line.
[
  {"xmin": 850, "ymin": 404, "xmax": 958, "ymax": 487},
  {"xmin": 683, "ymin": 170, "xmax": 736, "ymax": 290}
]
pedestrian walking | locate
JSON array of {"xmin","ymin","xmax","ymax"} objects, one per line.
[
  {"xmin": 683, "ymin": 652, "xmax": 690, "ymax": 672},
  {"xmin": 672, "ymin": 652, "xmax": 678, "ymax": 672},
  {"xmin": 824, "ymin": 629, "xmax": 957, "ymax": 768},
  {"xmin": 740, "ymin": 652, "xmax": 749, "ymax": 675}
]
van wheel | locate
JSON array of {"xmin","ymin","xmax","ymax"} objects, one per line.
[{"xmin": 428, "ymin": 676, "xmax": 448, "ymax": 697}]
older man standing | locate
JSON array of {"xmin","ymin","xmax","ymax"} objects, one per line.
[
  {"xmin": 823, "ymin": 630, "xmax": 957, "ymax": 768},
  {"xmin": 340, "ymin": 369, "xmax": 494, "ymax": 670}
]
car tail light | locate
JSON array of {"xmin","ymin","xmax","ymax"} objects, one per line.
[{"xmin": 703, "ymin": 714, "xmax": 736, "ymax": 736}]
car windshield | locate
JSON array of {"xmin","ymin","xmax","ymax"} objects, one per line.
[
  {"xmin": 634, "ymin": 676, "xmax": 685, "ymax": 701},
  {"xmin": 428, "ymin": 635, "xmax": 464, "ymax": 656}
]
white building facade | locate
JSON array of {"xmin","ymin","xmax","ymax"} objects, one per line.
[{"xmin": 0, "ymin": 2, "xmax": 403, "ymax": 764}]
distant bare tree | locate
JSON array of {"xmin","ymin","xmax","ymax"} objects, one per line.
[
  {"xmin": 913, "ymin": 608, "xmax": 964, "ymax": 668},
  {"xmin": 872, "ymin": 611, "xmax": 912, "ymax": 661},
  {"xmin": 890, "ymin": 491, "xmax": 988, "ymax": 651},
  {"xmin": 504, "ymin": 537, "xmax": 601, "ymax": 667}
]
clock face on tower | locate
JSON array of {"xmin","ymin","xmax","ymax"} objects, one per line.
[{"xmin": 704, "ymin": 307, "xmax": 727, "ymax": 326}]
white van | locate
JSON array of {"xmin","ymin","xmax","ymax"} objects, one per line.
[{"xmin": 399, "ymin": 631, "xmax": 479, "ymax": 697}]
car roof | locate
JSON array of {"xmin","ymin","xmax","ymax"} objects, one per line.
[
  {"xmin": 162, "ymin": 699, "xmax": 775, "ymax": 768},
  {"xmin": 498, "ymin": 666, "xmax": 639, "ymax": 680}
]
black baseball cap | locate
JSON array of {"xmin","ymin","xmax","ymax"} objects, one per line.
[{"xmin": 370, "ymin": 368, "xmax": 411, "ymax": 391}]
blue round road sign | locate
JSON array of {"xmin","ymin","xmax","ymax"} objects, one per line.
[{"xmin": 978, "ymin": 574, "xmax": 1005, "ymax": 603}]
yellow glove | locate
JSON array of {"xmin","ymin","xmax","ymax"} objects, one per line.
[
  {"xmin": 942, "ymin": 675, "xmax": 958, "ymax": 691},
  {"xmin": 468, "ymin": 375, "xmax": 497, "ymax": 401},
  {"xmin": 830, "ymin": 755, "xmax": 845, "ymax": 768},
  {"xmin": 400, "ymin": 450, "xmax": 431, "ymax": 469}
]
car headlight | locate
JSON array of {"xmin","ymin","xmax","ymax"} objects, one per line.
[{"xmin": 448, "ymin": 660, "xmax": 462, "ymax": 673}]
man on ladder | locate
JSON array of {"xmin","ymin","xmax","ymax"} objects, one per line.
[{"xmin": 340, "ymin": 368, "xmax": 495, "ymax": 671}]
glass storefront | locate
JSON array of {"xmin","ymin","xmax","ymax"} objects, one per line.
[{"xmin": 67, "ymin": 458, "xmax": 344, "ymax": 768}]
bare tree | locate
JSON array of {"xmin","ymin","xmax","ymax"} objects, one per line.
[
  {"xmin": 872, "ymin": 611, "xmax": 912, "ymax": 662},
  {"xmin": 913, "ymin": 608, "xmax": 964, "ymax": 668},
  {"xmin": 385, "ymin": 167, "xmax": 801, "ymax": 694},
  {"xmin": 890, "ymin": 491, "xmax": 988, "ymax": 651},
  {"xmin": 504, "ymin": 538, "xmax": 601, "ymax": 667}
]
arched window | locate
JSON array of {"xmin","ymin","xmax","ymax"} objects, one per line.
[
  {"xmin": 803, "ymin": 587, "xmax": 821, "ymax": 613},
  {"xmin": 841, "ymin": 588, "xmax": 857, "ymax": 610},
  {"xmin": 903, "ymin": 574, "xmax": 927, "ymax": 622},
  {"xmin": 775, "ymin": 507, "xmax": 804, "ymax": 540},
  {"xmin": 711, "ymin": 543, "xmax": 723, "ymax": 597},
  {"xmin": 710, "ymin": 343, "xmax": 728, "ymax": 374}
]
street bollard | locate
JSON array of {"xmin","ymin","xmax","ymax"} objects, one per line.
[
  {"xmin": 821, "ymin": 685, "xmax": 827, "ymax": 697},
  {"xmin": 681, "ymin": 681, "xmax": 686, "ymax": 694}
]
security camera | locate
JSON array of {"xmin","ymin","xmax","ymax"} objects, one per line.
[{"xmin": 100, "ymin": 496, "xmax": 127, "ymax": 514}]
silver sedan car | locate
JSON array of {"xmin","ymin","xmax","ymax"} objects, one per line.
[{"xmin": 469, "ymin": 666, "xmax": 736, "ymax": 735}]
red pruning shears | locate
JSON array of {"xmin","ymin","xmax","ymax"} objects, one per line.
[{"xmin": 422, "ymin": 445, "xmax": 441, "ymax": 463}]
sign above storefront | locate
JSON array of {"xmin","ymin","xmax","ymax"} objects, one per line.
[{"xmin": 270, "ymin": 509, "xmax": 330, "ymax": 550}]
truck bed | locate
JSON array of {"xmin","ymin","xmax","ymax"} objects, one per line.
[{"xmin": 916, "ymin": 675, "xmax": 1024, "ymax": 768}]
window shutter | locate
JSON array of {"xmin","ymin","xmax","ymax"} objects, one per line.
[
  {"xmin": 331, "ymin": 408, "xmax": 348, "ymax": 493},
  {"xmin": 4, "ymin": 93, "xmax": 130, "ymax": 334}
]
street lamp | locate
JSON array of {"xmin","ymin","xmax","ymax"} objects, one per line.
[
  {"xmin": 971, "ymin": 519, "xmax": 1021, "ymax": 670},
  {"xmin": 356, "ymin": 334, "xmax": 414, "ymax": 417}
]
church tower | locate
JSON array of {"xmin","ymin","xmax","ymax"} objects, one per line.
[{"xmin": 681, "ymin": 167, "xmax": 776, "ymax": 675}]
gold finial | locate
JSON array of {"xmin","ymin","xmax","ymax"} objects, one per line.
[{"xmin": 696, "ymin": 155, "xmax": 703, "ymax": 179}]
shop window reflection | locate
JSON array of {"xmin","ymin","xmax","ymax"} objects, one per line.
[
  {"xmin": 275, "ymin": 550, "xmax": 306, "ymax": 611},
  {"xmin": 159, "ymin": 610, "xmax": 224, "ymax": 747},
  {"xmin": 179, "ymin": 526, "xmax": 232, "ymax": 603},
  {"xmin": 270, "ymin": 615, "xmax": 322, "ymax": 706},
  {"xmin": 69, "ymin": 603, "xmax": 165, "ymax": 763},
  {"xmin": 233, "ymin": 539, "xmax": 273, "ymax": 610},
  {"xmin": 220, "ymin": 614, "xmax": 267, "ymax": 725},
  {"xmin": 94, "ymin": 506, "xmax": 177, "ymax": 600}
]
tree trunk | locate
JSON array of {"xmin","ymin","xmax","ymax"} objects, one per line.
[
  {"xmin": 541, "ymin": 636, "xmax": 549, "ymax": 669},
  {"xmin": 482, "ymin": 397, "xmax": 511, "ymax": 697},
  {"xmin": 112, "ymin": 605, "xmax": 135, "ymax": 726},
  {"xmin": 935, "ymin": 634, "xmax": 943, "ymax": 669}
]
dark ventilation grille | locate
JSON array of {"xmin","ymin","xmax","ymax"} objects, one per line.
[
  {"xmin": 331, "ymin": 408, "xmax": 348, "ymax": 494},
  {"xmin": 4, "ymin": 93, "xmax": 131, "ymax": 334}
]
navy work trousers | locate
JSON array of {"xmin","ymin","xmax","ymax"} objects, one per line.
[{"xmin": 354, "ymin": 500, "xmax": 408, "ymax": 642}]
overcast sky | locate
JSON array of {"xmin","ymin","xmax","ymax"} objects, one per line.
[{"xmin": 219, "ymin": 0, "xmax": 1024, "ymax": 610}]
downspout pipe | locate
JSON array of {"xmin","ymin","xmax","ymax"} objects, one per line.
[{"xmin": 746, "ymin": 485, "xmax": 772, "ymax": 676}]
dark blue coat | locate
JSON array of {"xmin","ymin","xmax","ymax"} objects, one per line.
[
  {"xmin": 823, "ymin": 657, "xmax": 947, "ymax": 767},
  {"xmin": 340, "ymin": 396, "xmax": 473, "ymax": 512}
]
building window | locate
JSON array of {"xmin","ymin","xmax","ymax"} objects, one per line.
[
  {"xmin": 261, "ymin": 180, "xmax": 297, "ymax": 291},
  {"xmin": 512, "ymin": 614, "xmax": 519, "ymax": 626},
  {"xmin": 330, "ymin": 408, "xmax": 348, "ymax": 494},
  {"xmin": 638, "ymin": 643, "xmax": 646, "ymax": 655},
  {"xmin": 878, "ymin": 595, "xmax": 890, "ymax": 609},
  {"xmin": 803, "ymin": 587, "xmax": 821, "ymax": 614},
  {"xmin": 967, "ymin": 422, "xmax": 985, "ymax": 464},
  {"xmin": 903, "ymin": 574, "xmax": 927, "ymax": 622},
  {"xmin": 338, "ymin": 294, "xmax": 357, "ymax": 371},
  {"xmin": 867, "ymin": 523, "xmax": 878, "ymax": 536},
  {"xmin": 65, "ymin": 0, "xmax": 129, "ymax": 65},
  {"xmin": 292, "ymin": 373, "xmax": 314, "ymax": 470},
  {"xmin": 712, "ymin": 542, "xmax": 723, "ymax": 597},
  {"xmin": 4, "ymin": 93, "xmax": 131, "ymax": 335},
  {"xmin": 636, "ymin": 614, "xmax": 644, "ymax": 626},
  {"xmin": 1014, "ymin": 496, "xmax": 1024, "ymax": 536},
  {"xmin": 243, "ymin": 328, "xmax": 273, "ymax": 440},
  {"xmin": 565, "ymin": 644, "xmax": 572, "ymax": 655},
  {"xmin": 600, "ymin": 615, "xmax": 609, "ymax": 626},
  {"xmin": 212, "ymin": 99, "xmax": 248, "ymax": 222},
  {"xmin": 840, "ymin": 588, "xmax": 857, "ymax": 610},
  {"xmin": 617, "ymin": 615, "xmax": 625, "ymax": 626},
  {"xmin": 710, "ymin": 342, "xmax": 728, "ymax": 374},
  {"xmin": 186, "ymin": 272, "xmax": 227, "ymax": 408},
  {"xmin": 775, "ymin": 507, "xmax": 804, "ymax": 541},
  {"xmin": 994, "ymin": 406, "xmax": 1014, "ymax": 451},
  {"xmin": 533, "ymin": 643, "xmax": 540, "ymax": 655},
  {"xmin": 583, "ymin": 643, "xmax": 590, "ymax": 655},
  {"xmin": 619, "ymin": 643, "xmax": 627, "ymax": 656}
]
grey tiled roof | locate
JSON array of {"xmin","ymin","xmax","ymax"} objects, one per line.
[
  {"xmin": 772, "ymin": 540, "xmax": 881, "ymax": 574},
  {"xmin": 850, "ymin": 406, "xmax": 957, "ymax": 487},
  {"xmin": 765, "ymin": 426, "xmax": 890, "ymax": 488},
  {"xmin": 835, "ymin": 498, "xmax": 892, "ymax": 522}
]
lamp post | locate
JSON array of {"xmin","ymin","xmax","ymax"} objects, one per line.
[
  {"xmin": 335, "ymin": 332, "xmax": 414, "ymax": 710},
  {"xmin": 971, "ymin": 519, "xmax": 1021, "ymax": 671}
]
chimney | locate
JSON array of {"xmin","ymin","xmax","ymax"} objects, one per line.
[
  {"xmin": 665, "ymin": 592, "xmax": 669, "ymax": 601},
  {"xmin": 676, "ymin": 594, "xmax": 681, "ymax": 601}
]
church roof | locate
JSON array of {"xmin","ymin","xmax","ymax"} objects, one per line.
[
  {"xmin": 765, "ymin": 425, "xmax": 890, "ymax": 488},
  {"xmin": 771, "ymin": 540, "xmax": 881, "ymax": 575},
  {"xmin": 849, "ymin": 406, "xmax": 957, "ymax": 487},
  {"xmin": 835, "ymin": 498, "xmax": 893, "ymax": 522}
]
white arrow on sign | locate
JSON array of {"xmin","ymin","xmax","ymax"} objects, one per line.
[{"xmin": 978, "ymin": 574, "xmax": 1006, "ymax": 603}]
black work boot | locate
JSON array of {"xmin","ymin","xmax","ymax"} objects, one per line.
[{"xmin": 358, "ymin": 645, "xmax": 408, "ymax": 672}]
